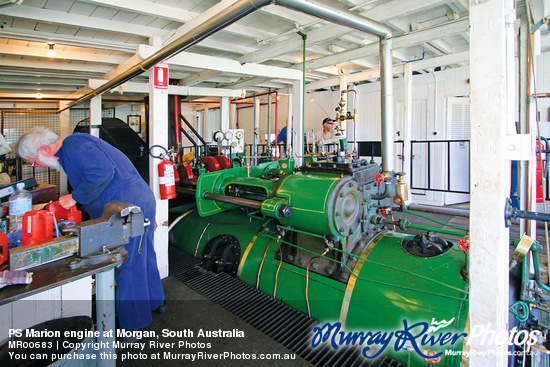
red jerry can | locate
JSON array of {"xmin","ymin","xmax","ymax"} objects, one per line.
[{"xmin": 22, "ymin": 210, "xmax": 54, "ymax": 246}]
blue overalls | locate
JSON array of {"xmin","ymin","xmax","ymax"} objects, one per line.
[{"xmin": 55, "ymin": 133, "xmax": 165, "ymax": 330}]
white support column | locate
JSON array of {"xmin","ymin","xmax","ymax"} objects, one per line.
[
  {"xmin": 148, "ymin": 66, "xmax": 169, "ymax": 279},
  {"xmin": 469, "ymin": 0, "xmax": 515, "ymax": 365},
  {"xmin": 220, "ymin": 97, "xmax": 230, "ymax": 131},
  {"xmin": 230, "ymin": 103, "xmax": 237, "ymax": 129},
  {"xmin": 292, "ymin": 80, "xmax": 304, "ymax": 166},
  {"xmin": 58, "ymin": 101, "xmax": 71, "ymax": 196},
  {"xmin": 203, "ymin": 106, "xmax": 209, "ymax": 143},
  {"xmin": 253, "ymin": 97, "xmax": 260, "ymax": 166},
  {"xmin": 403, "ymin": 63, "xmax": 413, "ymax": 200},
  {"xmin": 339, "ymin": 75, "xmax": 347, "ymax": 141},
  {"xmin": 89, "ymin": 96, "xmax": 101, "ymax": 138},
  {"xmin": 286, "ymin": 93, "xmax": 293, "ymax": 158}
]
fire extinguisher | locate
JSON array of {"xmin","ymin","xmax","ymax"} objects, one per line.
[{"xmin": 151, "ymin": 145, "xmax": 177, "ymax": 200}]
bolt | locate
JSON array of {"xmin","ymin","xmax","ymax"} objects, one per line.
[
  {"xmin": 335, "ymin": 211, "xmax": 341, "ymax": 217},
  {"xmin": 341, "ymin": 273, "xmax": 349, "ymax": 280},
  {"xmin": 348, "ymin": 182, "xmax": 353, "ymax": 187},
  {"xmin": 339, "ymin": 227, "xmax": 344, "ymax": 233},
  {"xmin": 311, "ymin": 262, "xmax": 318, "ymax": 270},
  {"xmin": 287, "ymin": 254, "xmax": 294, "ymax": 261},
  {"xmin": 326, "ymin": 267, "xmax": 334, "ymax": 275},
  {"xmin": 339, "ymin": 192, "xmax": 344, "ymax": 197},
  {"xmin": 299, "ymin": 259, "xmax": 305, "ymax": 266}
]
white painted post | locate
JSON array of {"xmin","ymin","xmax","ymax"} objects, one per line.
[
  {"xmin": 253, "ymin": 97, "xmax": 260, "ymax": 166},
  {"xmin": 95, "ymin": 269, "xmax": 115, "ymax": 367},
  {"xmin": 230, "ymin": 102, "xmax": 237, "ymax": 129},
  {"xmin": 292, "ymin": 80, "xmax": 304, "ymax": 166},
  {"xmin": 469, "ymin": 0, "xmax": 515, "ymax": 365},
  {"xmin": 89, "ymin": 96, "xmax": 101, "ymax": 138},
  {"xmin": 148, "ymin": 65, "xmax": 169, "ymax": 279},
  {"xmin": 221, "ymin": 97, "xmax": 230, "ymax": 131},
  {"xmin": 403, "ymin": 63, "xmax": 413, "ymax": 201},
  {"xmin": 287, "ymin": 93, "xmax": 293, "ymax": 158},
  {"xmin": 58, "ymin": 101, "xmax": 70, "ymax": 196}
]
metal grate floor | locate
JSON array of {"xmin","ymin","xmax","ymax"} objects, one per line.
[{"xmin": 169, "ymin": 247, "xmax": 404, "ymax": 367}]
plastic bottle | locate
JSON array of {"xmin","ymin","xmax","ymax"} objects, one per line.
[{"xmin": 8, "ymin": 183, "xmax": 32, "ymax": 233}]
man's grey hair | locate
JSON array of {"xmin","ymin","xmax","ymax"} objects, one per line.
[{"xmin": 15, "ymin": 127, "xmax": 59, "ymax": 160}]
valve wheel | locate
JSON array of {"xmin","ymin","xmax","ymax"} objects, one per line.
[
  {"xmin": 422, "ymin": 350, "xmax": 441, "ymax": 365},
  {"xmin": 373, "ymin": 173, "xmax": 384, "ymax": 184},
  {"xmin": 457, "ymin": 235, "xmax": 470, "ymax": 252}
]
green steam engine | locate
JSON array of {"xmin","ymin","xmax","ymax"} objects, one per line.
[{"xmin": 170, "ymin": 157, "xmax": 469, "ymax": 366}]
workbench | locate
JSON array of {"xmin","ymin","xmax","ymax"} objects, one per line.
[{"xmin": 0, "ymin": 253, "xmax": 126, "ymax": 367}]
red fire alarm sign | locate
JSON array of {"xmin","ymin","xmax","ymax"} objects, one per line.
[{"xmin": 153, "ymin": 65, "xmax": 169, "ymax": 89}]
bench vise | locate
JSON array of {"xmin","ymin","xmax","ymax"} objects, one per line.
[{"xmin": 9, "ymin": 201, "xmax": 148, "ymax": 270}]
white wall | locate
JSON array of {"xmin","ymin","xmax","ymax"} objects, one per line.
[
  {"xmin": 235, "ymin": 95, "xmax": 289, "ymax": 146},
  {"xmin": 301, "ymin": 66, "xmax": 470, "ymax": 205}
]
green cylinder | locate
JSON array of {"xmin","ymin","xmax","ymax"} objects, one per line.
[
  {"xmin": 339, "ymin": 138, "xmax": 348, "ymax": 151},
  {"xmin": 276, "ymin": 173, "xmax": 363, "ymax": 238}
]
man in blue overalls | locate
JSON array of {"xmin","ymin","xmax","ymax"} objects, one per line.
[{"xmin": 16, "ymin": 127, "xmax": 165, "ymax": 331}]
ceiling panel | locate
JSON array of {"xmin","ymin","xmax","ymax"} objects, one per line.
[{"xmin": 0, "ymin": 0, "xmax": 504, "ymax": 101}]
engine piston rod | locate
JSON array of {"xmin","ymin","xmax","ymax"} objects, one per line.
[{"xmin": 203, "ymin": 192, "xmax": 263, "ymax": 211}]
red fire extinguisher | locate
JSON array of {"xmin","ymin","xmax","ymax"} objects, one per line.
[{"xmin": 158, "ymin": 156, "xmax": 176, "ymax": 200}]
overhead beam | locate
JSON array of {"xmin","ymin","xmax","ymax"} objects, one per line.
[
  {"xmin": 139, "ymin": 45, "xmax": 302, "ymax": 81},
  {"xmin": 238, "ymin": 0, "xmax": 448, "ymax": 64},
  {"xmin": 0, "ymin": 44, "xmax": 130, "ymax": 64},
  {"xmin": 0, "ymin": 57, "xmax": 112, "ymax": 73},
  {"xmin": 87, "ymin": 0, "xmax": 277, "ymax": 41},
  {"xmin": 88, "ymin": 80, "xmax": 246, "ymax": 98},
  {"xmin": 298, "ymin": 18, "xmax": 468, "ymax": 71},
  {"xmin": 179, "ymin": 70, "xmax": 223, "ymax": 86},
  {"xmin": 1, "ymin": 5, "xmax": 168, "ymax": 38},
  {"xmin": 304, "ymin": 51, "xmax": 469, "ymax": 91},
  {"xmin": 0, "ymin": 28, "xmax": 138, "ymax": 53}
]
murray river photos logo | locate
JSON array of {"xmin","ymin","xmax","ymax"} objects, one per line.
[
  {"xmin": 311, "ymin": 319, "xmax": 466, "ymax": 359},
  {"xmin": 311, "ymin": 318, "xmax": 542, "ymax": 360}
]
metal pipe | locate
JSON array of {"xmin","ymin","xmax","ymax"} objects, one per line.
[
  {"xmin": 59, "ymin": 0, "xmax": 273, "ymax": 113},
  {"xmin": 202, "ymin": 192, "xmax": 263, "ymax": 211},
  {"xmin": 176, "ymin": 187, "xmax": 197, "ymax": 196},
  {"xmin": 179, "ymin": 126, "xmax": 198, "ymax": 161},
  {"xmin": 407, "ymin": 203, "xmax": 470, "ymax": 218},
  {"xmin": 180, "ymin": 113, "xmax": 207, "ymax": 156},
  {"xmin": 56, "ymin": 0, "xmax": 394, "ymax": 166},
  {"xmin": 275, "ymin": 0, "xmax": 392, "ymax": 38},
  {"xmin": 276, "ymin": 0, "xmax": 393, "ymax": 164},
  {"xmin": 274, "ymin": 91, "xmax": 279, "ymax": 161}
]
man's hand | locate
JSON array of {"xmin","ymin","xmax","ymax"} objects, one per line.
[{"xmin": 59, "ymin": 194, "xmax": 76, "ymax": 210}]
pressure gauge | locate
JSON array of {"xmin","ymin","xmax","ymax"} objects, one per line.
[
  {"xmin": 235, "ymin": 131, "xmax": 244, "ymax": 140},
  {"xmin": 253, "ymin": 127, "xmax": 260, "ymax": 136},
  {"xmin": 213, "ymin": 130, "xmax": 224, "ymax": 143},
  {"xmin": 224, "ymin": 131, "xmax": 234, "ymax": 140}
]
